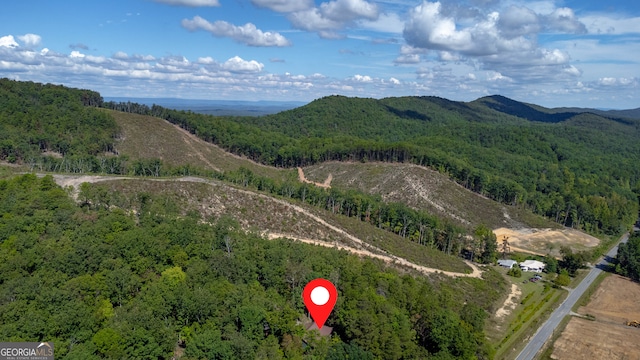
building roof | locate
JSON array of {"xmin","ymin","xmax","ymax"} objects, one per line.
[
  {"xmin": 520, "ymin": 260, "xmax": 545, "ymax": 268},
  {"xmin": 306, "ymin": 322, "xmax": 333, "ymax": 337},
  {"xmin": 498, "ymin": 260, "xmax": 517, "ymax": 266}
]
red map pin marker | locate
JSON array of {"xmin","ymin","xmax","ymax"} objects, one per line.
[{"xmin": 302, "ymin": 278, "xmax": 338, "ymax": 329}]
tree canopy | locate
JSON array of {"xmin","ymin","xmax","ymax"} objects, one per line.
[
  {"xmin": 616, "ymin": 232, "xmax": 640, "ymax": 281},
  {"xmin": 0, "ymin": 174, "xmax": 505, "ymax": 359}
]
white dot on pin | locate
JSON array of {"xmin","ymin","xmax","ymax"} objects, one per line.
[{"xmin": 310, "ymin": 286, "xmax": 329, "ymax": 306}]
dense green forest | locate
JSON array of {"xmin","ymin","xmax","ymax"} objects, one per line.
[
  {"xmin": 616, "ymin": 231, "xmax": 640, "ymax": 281},
  {"xmin": 103, "ymin": 94, "xmax": 640, "ymax": 236},
  {"xmin": 0, "ymin": 78, "xmax": 116, "ymax": 165},
  {"xmin": 0, "ymin": 174, "xmax": 504, "ymax": 359}
]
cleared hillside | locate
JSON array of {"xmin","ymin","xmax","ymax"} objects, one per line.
[
  {"xmin": 53, "ymin": 173, "xmax": 474, "ymax": 275},
  {"xmin": 302, "ymin": 162, "xmax": 556, "ymax": 230},
  {"xmin": 107, "ymin": 109, "xmax": 291, "ymax": 181},
  {"xmin": 104, "ymin": 107, "xmax": 604, "ymax": 257},
  {"xmin": 107, "ymin": 94, "xmax": 639, "ymax": 236}
]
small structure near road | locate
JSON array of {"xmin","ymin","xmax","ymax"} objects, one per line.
[
  {"xmin": 520, "ymin": 260, "xmax": 545, "ymax": 272},
  {"xmin": 497, "ymin": 259, "xmax": 518, "ymax": 269}
]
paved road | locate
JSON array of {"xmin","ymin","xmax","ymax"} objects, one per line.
[{"xmin": 515, "ymin": 230, "xmax": 634, "ymax": 360}]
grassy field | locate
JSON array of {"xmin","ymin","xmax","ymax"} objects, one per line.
[{"xmin": 487, "ymin": 267, "xmax": 567, "ymax": 360}]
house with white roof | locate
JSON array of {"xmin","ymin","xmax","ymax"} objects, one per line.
[
  {"xmin": 520, "ymin": 260, "xmax": 545, "ymax": 273},
  {"xmin": 497, "ymin": 259, "xmax": 518, "ymax": 269}
]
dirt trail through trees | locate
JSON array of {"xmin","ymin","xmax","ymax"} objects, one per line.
[
  {"xmin": 298, "ymin": 167, "xmax": 332, "ymax": 188},
  {"xmin": 49, "ymin": 174, "xmax": 482, "ymax": 278},
  {"xmin": 170, "ymin": 123, "xmax": 275, "ymax": 171},
  {"xmin": 266, "ymin": 232, "xmax": 481, "ymax": 278},
  {"xmin": 173, "ymin": 126, "xmax": 221, "ymax": 172},
  {"xmin": 494, "ymin": 284, "xmax": 521, "ymax": 318}
]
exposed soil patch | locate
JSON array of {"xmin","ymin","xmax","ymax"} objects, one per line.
[
  {"xmin": 298, "ymin": 167, "xmax": 331, "ymax": 188},
  {"xmin": 493, "ymin": 227, "xmax": 600, "ymax": 258},
  {"xmin": 551, "ymin": 275, "xmax": 640, "ymax": 360},
  {"xmin": 494, "ymin": 284, "xmax": 522, "ymax": 318},
  {"xmin": 577, "ymin": 274, "xmax": 640, "ymax": 324},
  {"xmin": 551, "ymin": 317, "xmax": 640, "ymax": 360}
]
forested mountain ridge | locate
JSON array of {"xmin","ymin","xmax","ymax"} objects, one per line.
[
  {"xmin": 102, "ymin": 92, "xmax": 639, "ymax": 236},
  {"xmin": 1, "ymin": 78, "xmax": 637, "ymax": 236},
  {"xmin": 0, "ymin": 78, "xmax": 116, "ymax": 161},
  {"xmin": 474, "ymin": 94, "xmax": 640, "ymax": 125}
]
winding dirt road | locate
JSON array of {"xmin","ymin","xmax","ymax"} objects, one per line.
[{"xmin": 50, "ymin": 173, "xmax": 482, "ymax": 278}]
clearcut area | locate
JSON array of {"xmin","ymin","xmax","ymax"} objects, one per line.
[{"xmin": 551, "ymin": 274, "xmax": 640, "ymax": 359}]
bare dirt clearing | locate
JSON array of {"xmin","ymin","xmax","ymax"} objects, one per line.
[
  {"xmin": 494, "ymin": 284, "xmax": 522, "ymax": 319},
  {"xmin": 551, "ymin": 275, "xmax": 640, "ymax": 360},
  {"xmin": 577, "ymin": 274, "xmax": 640, "ymax": 324},
  {"xmin": 493, "ymin": 227, "xmax": 600, "ymax": 258},
  {"xmin": 297, "ymin": 167, "xmax": 331, "ymax": 188},
  {"xmin": 551, "ymin": 317, "xmax": 640, "ymax": 360}
]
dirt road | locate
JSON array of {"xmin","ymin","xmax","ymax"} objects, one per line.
[
  {"xmin": 297, "ymin": 167, "xmax": 332, "ymax": 188},
  {"xmin": 49, "ymin": 174, "xmax": 482, "ymax": 279}
]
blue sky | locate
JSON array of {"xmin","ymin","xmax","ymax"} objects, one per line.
[{"xmin": 0, "ymin": 0, "xmax": 638, "ymax": 108}]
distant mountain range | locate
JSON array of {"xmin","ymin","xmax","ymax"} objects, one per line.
[
  {"xmin": 105, "ymin": 95, "xmax": 639, "ymax": 120},
  {"xmin": 474, "ymin": 95, "xmax": 640, "ymax": 123},
  {"xmin": 104, "ymin": 97, "xmax": 307, "ymax": 116}
]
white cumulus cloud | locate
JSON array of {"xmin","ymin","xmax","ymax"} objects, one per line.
[
  {"xmin": 70, "ymin": 50, "xmax": 85, "ymax": 58},
  {"xmin": 351, "ymin": 74, "xmax": 373, "ymax": 82},
  {"xmin": 543, "ymin": 7, "xmax": 586, "ymax": 34},
  {"xmin": 288, "ymin": 0, "xmax": 379, "ymax": 37},
  {"xmin": 320, "ymin": 0, "xmax": 378, "ymax": 23},
  {"xmin": 182, "ymin": 16, "xmax": 291, "ymax": 47},
  {"xmin": 394, "ymin": 45, "xmax": 425, "ymax": 64},
  {"xmin": 498, "ymin": 6, "xmax": 540, "ymax": 39},
  {"xmin": 221, "ymin": 56, "xmax": 264, "ymax": 73},
  {"xmin": 402, "ymin": 1, "xmax": 590, "ymax": 82},
  {"xmin": 403, "ymin": 2, "xmax": 474, "ymax": 53},
  {"xmin": 17, "ymin": 34, "xmax": 42, "ymax": 48},
  {"xmin": 0, "ymin": 35, "xmax": 19, "ymax": 48}
]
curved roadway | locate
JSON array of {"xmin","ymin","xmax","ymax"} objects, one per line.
[{"xmin": 516, "ymin": 230, "xmax": 634, "ymax": 360}]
